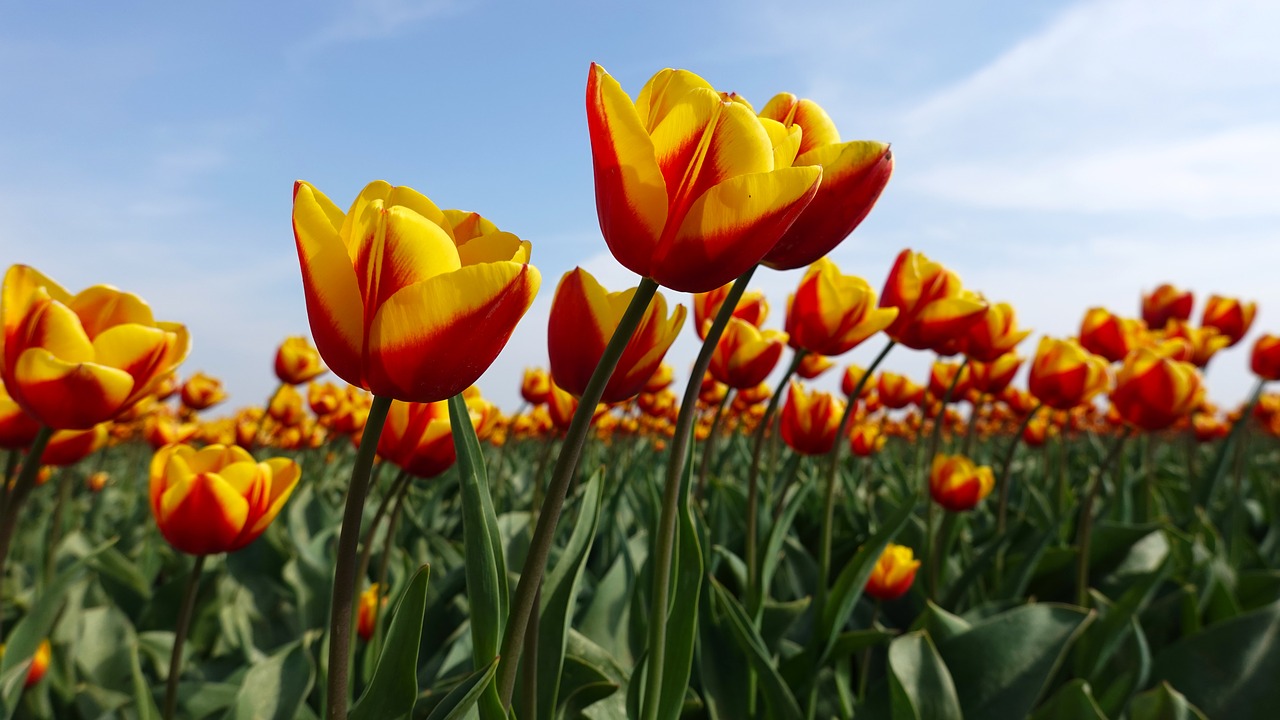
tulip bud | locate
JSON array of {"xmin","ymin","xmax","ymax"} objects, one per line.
[
  {"xmin": 1250, "ymin": 333, "xmax": 1280, "ymax": 381},
  {"xmin": 1141, "ymin": 283, "xmax": 1193, "ymax": 331},
  {"xmin": 864, "ymin": 544, "xmax": 919, "ymax": 601},
  {"xmin": 779, "ymin": 381, "xmax": 844, "ymax": 456},
  {"xmin": 1110, "ymin": 347, "xmax": 1203, "ymax": 431},
  {"xmin": 1028, "ymin": 337, "xmax": 1110, "ymax": 411},
  {"xmin": 274, "ymin": 336, "xmax": 327, "ymax": 385},
  {"xmin": 1201, "ymin": 294, "xmax": 1256, "ymax": 347},
  {"xmin": 929, "ymin": 454, "xmax": 994, "ymax": 512}
]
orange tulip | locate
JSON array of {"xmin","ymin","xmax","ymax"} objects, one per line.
[
  {"xmin": 1079, "ymin": 308, "xmax": 1146, "ymax": 363},
  {"xmin": 150, "ymin": 444, "xmax": 300, "ymax": 555},
  {"xmin": 1160, "ymin": 320, "xmax": 1229, "ymax": 368},
  {"xmin": 864, "ymin": 543, "xmax": 919, "ymax": 601},
  {"xmin": 40, "ymin": 424, "xmax": 107, "ymax": 467},
  {"xmin": 963, "ymin": 302, "xmax": 1031, "ymax": 363},
  {"xmin": 307, "ymin": 381, "xmax": 344, "ymax": 417},
  {"xmin": 779, "ymin": 381, "xmax": 844, "ymax": 455},
  {"xmin": 878, "ymin": 371, "xmax": 923, "ymax": 409},
  {"xmin": 698, "ymin": 372, "xmax": 728, "ymax": 406},
  {"xmin": 970, "ymin": 354, "xmax": 1023, "ymax": 395},
  {"xmin": 1028, "ymin": 338, "xmax": 1110, "ymax": 411},
  {"xmin": 180, "ymin": 372, "xmax": 227, "ymax": 412},
  {"xmin": 1022, "ymin": 415, "xmax": 1056, "ymax": 447},
  {"xmin": 735, "ymin": 382, "xmax": 773, "ymax": 408},
  {"xmin": 547, "ymin": 268, "xmax": 685, "ymax": 404},
  {"xmin": 1110, "ymin": 347, "xmax": 1203, "ymax": 431},
  {"xmin": 143, "ymin": 412, "xmax": 199, "ymax": 450},
  {"xmin": 708, "ymin": 318, "xmax": 787, "ymax": 390},
  {"xmin": 274, "ymin": 336, "xmax": 326, "ymax": 385},
  {"xmin": 785, "ymin": 258, "xmax": 898, "ymax": 357},
  {"xmin": 849, "ymin": 423, "xmax": 886, "ymax": 457},
  {"xmin": 879, "ymin": 249, "xmax": 987, "ymax": 352},
  {"xmin": 796, "ymin": 353, "xmax": 834, "ymax": 380},
  {"xmin": 585, "ymin": 64, "xmax": 823, "ymax": 293},
  {"xmin": 1252, "ymin": 333, "xmax": 1280, "ymax": 381},
  {"xmin": 1142, "ymin": 283, "xmax": 1193, "ymax": 331},
  {"xmin": 929, "ymin": 454, "xmax": 995, "ymax": 512},
  {"xmin": 692, "ymin": 283, "xmax": 769, "ymax": 340},
  {"xmin": 0, "ymin": 265, "xmax": 190, "ymax": 430},
  {"xmin": 756, "ymin": 93, "xmax": 893, "ymax": 269},
  {"xmin": 377, "ymin": 400, "xmax": 456, "ymax": 478},
  {"xmin": 292, "ymin": 180, "xmax": 540, "ymax": 403},
  {"xmin": 1201, "ymin": 294, "xmax": 1256, "ymax": 346}
]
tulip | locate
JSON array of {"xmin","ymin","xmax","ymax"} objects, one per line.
[
  {"xmin": 180, "ymin": 372, "xmax": 227, "ymax": 412},
  {"xmin": 519, "ymin": 368, "xmax": 551, "ymax": 406},
  {"xmin": 878, "ymin": 371, "xmax": 923, "ymax": 409},
  {"xmin": 377, "ymin": 400, "xmax": 456, "ymax": 478},
  {"xmin": 1079, "ymin": 307, "xmax": 1146, "ymax": 363},
  {"xmin": 879, "ymin": 250, "xmax": 987, "ymax": 352},
  {"xmin": 970, "ymin": 354, "xmax": 1023, "ymax": 395},
  {"xmin": 274, "ymin": 336, "xmax": 327, "ymax": 385},
  {"xmin": 7, "ymin": 639, "xmax": 52, "ymax": 688},
  {"xmin": 785, "ymin": 258, "xmax": 898, "ymax": 357},
  {"xmin": 1142, "ymin": 283, "xmax": 1193, "ymax": 331},
  {"xmin": 796, "ymin": 353, "xmax": 834, "ymax": 379},
  {"xmin": 778, "ymin": 381, "xmax": 844, "ymax": 456},
  {"xmin": 841, "ymin": 364, "xmax": 873, "ymax": 399},
  {"xmin": 692, "ymin": 283, "xmax": 768, "ymax": 340},
  {"xmin": 849, "ymin": 423, "xmax": 886, "ymax": 457},
  {"xmin": 929, "ymin": 454, "xmax": 995, "ymax": 512},
  {"xmin": 1160, "ymin": 320, "xmax": 1229, "ymax": 368},
  {"xmin": 1252, "ymin": 334, "xmax": 1280, "ymax": 381},
  {"xmin": 1022, "ymin": 415, "xmax": 1056, "ymax": 447},
  {"xmin": 1028, "ymin": 337, "xmax": 1110, "ymax": 411},
  {"xmin": 546, "ymin": 378, "xmax": 579, "ymax": 431},
  {"xmin": 144, "ymin": 412, "xmax": 199, "ymax": 450},
  {"xmin": 643, "ymin": 362, "xmax": 675, "ymax": 393},
  {"xmin": 963, "ymin": 301, "xmax": 1031, "ymax": 363},
  {"xmin": 150, "ymin": 444, "xmax": 300, "ymax": 556},
  {"xmin": 735, "ymin": 381, "xmax": 773, "ymax": 408},
  {"xmin": 266, "ymin": 384, "xmax": 308, "ymax": 427},
  {"xmin": 1201, "ymin": 294, "xmax": 1256, "ymax": 346},
  {"xmin": 152, "ymin": 371, "xmax": 179, "ymax": 402},
  {"xmin": 1192, "ymin": 413, "xmax": 1229, "ymax": 442},
  {"xmin": 864, "ymin": 543, "xmax": 919, "ymax": 601},
  {"xmin": 585, "ymin": 64, "xmax": 823, "ymax": 293},
  {"xmin": 292, "ymin": 180, "xmax": 540, "ymax": 403},
  {"xmin": 87, "ymin": 470, "xmax": 109, "ymax": 493},
  {"xmin": 307, "ymin": 381, "xmax": 344, "ymax": 417},
  {"xmin": 40, "ymin": 425, "xmax": 107, "ymax": 467},
  {"xmin": 548, "ymin": 268, "xmax": 686, "ymax": 404},
  {"xmin": 357, "ymin": 583, "xmax": 384, "ymax": 642},
  {"xmin": 928, "ymin": 361, "xmax": 971, "ymax": 402},
  {"xmin": 0, "ymin": 265, "xmax": 190, "ymax": 430},
  {"xmin": 708, "ymin": 318, "xmax": 787, "ymax": 390},
  {"xmin": 756, "ymin": 93, "xmax": 894, "ymax": 270},
  {"xmin": 1110, "ymin": 347, "xmax": 1203, "ymax": 431}
]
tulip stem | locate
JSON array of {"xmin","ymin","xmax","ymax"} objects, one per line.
[
  {"xmin": 0, "ymin": 425, "xmax": 53, "ymax": 627},
  {"xmin": 642, "ymin": 267, "xmax": 756, "ymax": 720},
  {"xmin": 996, "ymin": 404, "xmax": 1044, "ymax": 535},
  {"xmin": 325, "ymin": 393, "xmax": 393, "ymax": 720},
  {"xmin": 163, "ymin": 553, "xmax": 207, "ymax": 720},
  {"xmin": 695, "ymin": 389, "xmax": 734, "ymax": 501},
  {"xmin": 1075, "ymin": 430, "xmax": 1131, "ymax": 607},
  {"xmin": 962, "ymin": 393, "xmax": 985, "ymax": 459},
  {"xmin": 496, "ymin": 277, "xmax": 659, "ymax": 708},
  {"xmin": 356, "ymin": 469, "xmax": 410, "ymax": 587}
]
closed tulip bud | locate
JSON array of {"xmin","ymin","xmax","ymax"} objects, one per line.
[
  {"xmin": 11, "ymin": 639, "xmax": 52, "ymax": 688},
  {"xmin": 292, "ymin": 181, "xmax": 540, "ymax": 403},
  {"xmin": 841, "ymin": 365, "xmax": 872, "ymax": 399},
  {"xmin": 150, "ymin": 444, "xmax": 300, "ymax": 555},
  {"xmin": 0, "ymin": 382, "xmax": 40, "ymax": 449},
  {"xmin": 708, "ymin": 318, "xmax": 787, "ymax": 390},
  {"xmin": 692, "ymin": 284, "xmax": 769, "ymax": 340},
  {"xmin": 0, "ymin": 266, "xmax": 190, "ymax": 430},
  {"xmin": 970, "ymin": 354, "xmax": 1023, "ymax": 395},
  {"xmin": 644, "ymin": 363, "xmax": 675, "ymax": 393},
  {"xmin": 1252, "ymin": 334, "xmax": 1280, "ymax": 381},
  {"xmin": 1110, "ymin": 347, "xmax": 1203, "ymax": 431},
  {"xmin": 849, "ymin": 423, "xmax": 886, "ymax": 457},
  {"xmin": 378, "ymin": 400, "xmax": 456, "ymax": 478},
  {"xmin": 1201, "ymin": 294, "xmax": 1256, "ymax": 346},
  {"xmin": 1029, "ymin": 337, "xmax": 1110, "ymax": 411},
  {"xmin": 1079, "ymin": 308, "xmax": 1147, "ymax": 363},
  {"xmin": 180, "ymin": 372, "xmax": 227, "ymax": 412},
  {"xmin": 268, "ymin": 384, "xmax": 307, "ymax": 427},
  {"xmin": 928, "ymin": 361, "xmax": 971, "ymax": 403},
  {"xmin": 878, "ymin": 371, "xmax": 923, "ymax": 409},
  {"xmin": 865, "ymin": 543, "xmax": 920, "ymax": 601},
  {"xmin": 40, "ymin": 424, "xmax": 107, "ymax": 467},
  {"xmin": 757, "ymin": 93, "xmax": 894, "ymax": 270},
  {"xmin": 520, "ymin": 368, "xmax": 551, "ymax": 406},
  {"xmin": 785, "ymin": 258, "xmax": 898, "ymax": 357},
  {"xmin": 796, "ymin": 353, "xmax": 834, "ymax": 380},
  {"xmin": 1160, "ymin": 320, "xmax": 1229, "ymax": 368},
  {"xmin": 1142, "ymin": 284, "xmax": 1193, "ymax": 331},
  {"xmin": 586, "ymin": 64, "xmax": 823, "ymax": 293},
  {"xmin": 880, "ymin": 250, "xmax": 987, "ymax": 352},
  {"xmin": 547, "ymin": 379, "xmax": 579, "ymax": 431},
  {"xmin": 548, "ymin": 268, "xmax": 685, "ymax": 404},
  {"xmin": 357, "ymin": 584, "xmax": 385, "ymax": 642},
  {"xmin": 930, "ymin": 454, "xmax": 995, "ymax": 512},
  {"xmin": 779, "ymin": 382, "xmax": 844, "ymax": 455},
  {"xmin": 273, "ymin": 336, "xmax": 326, "ymax": 385},
  {"xmin": 963, "ymin": 302, "xmax": 1031, "ymax": 363}
]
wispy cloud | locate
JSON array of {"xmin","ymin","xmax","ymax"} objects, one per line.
[{"xmin": 291, "ymin": 0, "xmax": 462, "ymax": 60}]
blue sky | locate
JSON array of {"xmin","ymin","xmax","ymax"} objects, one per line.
[{"xmin": 2, "ymin": 0, "xmax": 1278, "ymax": 412}]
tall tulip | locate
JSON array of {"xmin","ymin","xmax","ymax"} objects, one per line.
[
  {"xmin": 1201, "ymin": 294, "xmax": 1256, "ymax": 346},
  {"xmin": 585, "ymin": 64, "xmax": 823, "ymax": 293},
  {"xmin": 1142, "ymin": 283, "xmax": 1193, "ymax": 331},
  {"xmin": 708, "ymin": 318, "xmax": 787, "ymax": 389},
  {"xmin": 1079, "ymin": 307, "xmax": 1146, "ymax": 363},
  {"xmin": 1110, "ymin": 347, "xmax": 1203, "ymax": 431},
  {"xmin": 879, "ymin": 249, "xmax": 987, "ymax": 352},
  {"xmin": 548, "ymin": 268, "xmax": 685, "ymax": 404},
  {"xmin": 785, "ymin": 258, "xmax": 898, "ymax": 357},
  {"xmin": 779, "ymin": 381, "xmax": 844, "ymax": 455},
  {"xmin": 1028, "ymin": 337, "xmax": 1110, "ymax": 411},
  {"xmin": 964, "ymin": 301, "xmax": 1031, "ymax": 362}
]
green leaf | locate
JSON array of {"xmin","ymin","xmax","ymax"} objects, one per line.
[
  {"xmin": 1028, "ymin": 679, "xmax": 1107, "ymax": 720},
  {"xmin": 537, "ymin": 467, "xmax": 605, "ymax": 720},
  {"xmin": 228, "ymin": 641, "xmax": 315, "ymax": 720},
  {"xmin": 424, "ymin": 656, "xmax": 499, "ymax": 720},
  {"xmin": 936, "ymin": 603, "xmax": 1093, "ymax": 719},
  {"xmin": 1074, "ymin": 555, "xmax": 1171, "ymax": 682},
  {"xmin": 752, "ymin": 479, "xmax": 813, "ymax": 621},
  {"xmin": 887, "ymin": 631, "xmax": 962, "ymax": 720},
  {"xmin": 709, "ymin": 578, "xmax": 803, "ymax": 720},
  {"xmin": 654, "ymin": 461, "xmax": 705, "ymax": 720},
  {"xmin": 1151, "ymin": 598, "xmax": 1280, "ymax": 718},
  {"xmin": 130, "ymin": 643, "xmax": 161, "ymax": 720},
  {"xmin": 909, "ymin": 602, "xmax": 972, "ymax": 644},
  {"xmin": 350, "ymin": 564, "xmax": 431, "ymax": 720},
  {"xmin": 1129, "ymin": 682, "xmax": 1209, "ymax": 720}
]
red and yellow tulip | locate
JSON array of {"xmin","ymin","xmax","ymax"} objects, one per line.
[
  {"xmin": 1028, "ymin": 337, "xmax": 1110, "ymax": 411},
  {"xmin": 785, "ymin": 258, "xmax": 897, "ymax": 357},
  {"xmin": 1251, "ymin": 333, "xmax": 1280, "ymax": 381},
  {"xmin": 377, "ymin": 400, "xmax": 456, "ymax": 479},
  {"xmin": 708, "ymin": 318, "xmax": 787, "ymax": 390},
  {"xmin": 1142, "ymin": 283, "xmax": 1193, "ymax": 331},
  {"xmin": 878, "ymin": 371, "xmax": 923, "ymax": 409},
  {"xmin": 779, "ymin": 381, "xmax": 844, "ymax": 456},
  {"xmin": 274, "ymin": 336, "xmax": 326, "ymax": 385},
  {"xmin": 879, "ymin": 250, "xmax": 987, "ymax": 352},
  {"xmin": 1160, "ymin": 320, "xmax": 1229, "ymax": 368},
  {"xmin": 970, "ymin": 354, "xmax": 1023, "ymax": 395},
  {"xmin": 692, "ymin": 283, "xmax": 769, "ymax": 340},
  {"xmin": 1110, "ymin": 347, "xmax": 1203, "ymax": 431},
  {"xmin": 1201, "ymin": 294, "xmax": 1256, "ymax": 346},
  {"xmin": 929, "ymin": 454, "xmax": 995, "ymax": 512},
  {"xmin": 963, "ymin": 302, "xmax": 1031, "ymax": 363},
  {"xmin": 1079, "ymin": 308, "xmax": 1146, "ymax": 364},
  {"xmin": 796, "ymin": 352, "xmax": 834, "ymax": 380},
  {"xmin": 864, "ymin": 543, "xmax": 919, "ymax": 601},
  {"xmin": 180, "ymin": 372, "xmax": 228, "ymax": 412},
  {"xmin": 849, "ymin": 423, "xmax": 886, "ymax": 457}
]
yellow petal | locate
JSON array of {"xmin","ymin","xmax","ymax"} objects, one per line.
[
  {"xmin": 456, "ymin": 231, "xmax": 526, "ymax": 267},
  {"xmin": 67, "ymin": 286, "xmax": 155, "ymax": 339},
  {"xmin": 293, "ymin": 182, "xmax": 366, "ymax": 387},
  {"xmin": 12, "ymin": 348, "xmax": 133, "ymax": 429}
]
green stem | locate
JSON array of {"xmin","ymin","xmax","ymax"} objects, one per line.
[
  {"xmin": 996, "ymin": 404, "xmax": 1044, "ymax": 534},
  {"xmin": 929, "ymin": 509, "xmax": 959, "ymax": 603},
  {"xmin": 962, "ymin": 394, "xmax": 985, "ymax": 458},
  {"xmin": 1075, "ymin": 430, "xmax": 1131, "ymax": 607},
  {"xmin": 496, "ymin": 277, "xmax": 659, "ymax": 708},
  {"xmin": 0, "ymin": 426, "xmax": 54, "ymax": 625},
  {"xmin": 44, "ymin": 468, "xmax": 76, "ymax": 588},
  {"xmin": 642, "ymin": 267, "xmax": 756, "ymax": 720},
  {"xmin": 356, "ymin": 468, "xmax": 410, "ymax": 588},
  {"xmin": 695, "ymin": 389, "xmax": 734, "ymax": 502},
  {"xmin": 325, "ymin": 394, "xmax": 393, "ymax": 720},
  {"xmin": 856, "ymin": 603, "xmax": 881, "ymax": 699},
  {"xmin": 163, "ymin": 553, "xmax": 207, "ymax": 720}
]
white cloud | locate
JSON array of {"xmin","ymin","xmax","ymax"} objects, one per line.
[{"xmin": 291, "ymin": 0, "xmax": 460, "ymax": 59}]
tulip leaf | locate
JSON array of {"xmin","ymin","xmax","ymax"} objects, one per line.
[
  {"xmin": 710, "ymin": 577, "xmax": 804, "ymax": 720},
  {"xmin": 936, "ymin": 603, "xmax": 1093, "ymax": 719},
  {"xmin": 887, "ymin": 631, "xmax": 962, "ymax": 720},
  {"xmin": 424, "ymin": 656, "xmax": 499, "ymax": 720},
  {"xmin": 651, "ymin": 454, "xmax": 705, "ymax": 720},
  {"xmin": 227, "ymin": 640, "xmax": 314, "ymax": 720},
  {"xmin": 1128, "ymin": 682, "xmax": 1209, "ymax": 720},
  {"xmin": 130, "ymin": 642, "xmax": 161, "ymax": 720},
  {"xmin": 536, "ymin": 467, "xmax": 605, "ymax": 720},
  {"xmin": 349, "ymin": 564, "xmax": 430, "ymax": 720},
  {"xmin": 754, "ymin": 479, "xmax": 814, "ymax": 623},
  {"xmin": 1028, "ymin": 679, "xmax": 1108, "ymax": 720}
]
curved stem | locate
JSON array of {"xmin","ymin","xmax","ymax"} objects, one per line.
[
  {"xmin": 356, "ymin": 469, "xmax": 410, "ymax": 588},
  {"xmin": 496, "ymin": 277, "xmax": 659, "ymax": 707},
  {"xmin": 923, "ymin": 358, "xmax": 969, "ymax": 601},
  {"xmin": 1075, "ymin": 429, "xmax": 1132, "ymax": 606},
  {"xmin": 695, "ymin": 389, "xmax": 734, "ymax": 501},
  {"xmin": 0, "ymin": 426, "xmax": 54, "ymax": 625},
  {"xmin": 163, "ymin": 553, "xmax": 207, "ymax": 720},
  {"xmin": 325, "ymin": 393, "xmax": 393, "ymax": 720},
  {"xmin": 642, "ymin": 267, "xmax": 756, "ymax": 720},
  {"xmin": 996, "ymin": 404, "xmax": 1044, "ymax": 534}
]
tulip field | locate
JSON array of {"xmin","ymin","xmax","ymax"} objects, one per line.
[{"xmin": 3, "ymin": 64, "xmax": 1280, "ymax": 720}]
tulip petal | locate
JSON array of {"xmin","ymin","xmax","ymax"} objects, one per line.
[
  {"xmin": 12, "ymin": 349, "xmax": 133, "ymax": 429},
  {"xmin": 587, "ymin": 64, "xmax": 668, "ymax": 278},
  {"xmin": 91, "ymin": 323, "xmax": 170, "ymax": 389},
  {"xmin": 656, "ymin": 166, "xmax": 822, "ymax": 292},
  {"xmin": 243, "ymin": 458, "xmax": 301, "ymax": 539},
  {"xmin": 159, "ymin": 473, "xmax": 250, "ymax": 556},
  {"xmin": 634, "ymin": 67, "xmax": 716, "ymax": 131},
  {"xmin": 294, "ymin": 182, "xmax": 366, "ymax": 388},
  {"xmin": 367, "ymin": 261, "xmax": 541, "ymax": 402},
  {"xmin": 20, "ymin": 299, "xmax": 94, "ymax": 365},
  {"xmin": 444, "ymin": 210, "xmax": 499, "ymax": 244},
  {"xmin": 67, "ymin": 286, "xmax": 156, "ymax": 339},
  {"xmin": 2, "ymin": 266, "xmax": 73, "ymax": 373},
  {"xmin": 456, "ymin": 231, "xmax": 526, "ymax": 267}
]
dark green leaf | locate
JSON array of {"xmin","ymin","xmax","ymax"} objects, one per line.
[{"xmin": 351, "ymin": 565, "xmax": 431, "ymax": 720}]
